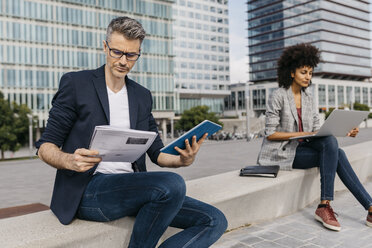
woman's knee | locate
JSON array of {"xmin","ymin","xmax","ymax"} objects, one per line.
[
  {"xmin": 321, "ymin": 136, "xmax": 338, "ymax": 150},
  {"xmin": 338, "ymin": 148, "xmax": 348, "ymax": 161}
]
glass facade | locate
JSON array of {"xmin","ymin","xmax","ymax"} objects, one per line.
[
  {"xmin": 224, "ymin": 90, "xmax": 245, "ymax": 110},
  {"xmin": 248, "ymin": 0, "xmax": 371, "ymax": 82},
  {"xmin": 0, "ymin": 0, "xmax": 175, "ymax": 127},
  {"xmin": 252, "ymin": 88, "xmax": 266, "ymax": 110},
  {"xmin": 180, "ymin": 97, "xmax": 223, "ymax": 114},
  {"xmin": 245, "ymin": 79, "xmax": 372, "ymax": 114},
  {"xmin": 337, "ymin": 86, "xmax": 344, "ymax": 107},
  {"xmin": 173, "ymin": 0, "xmax": 230, "ymax": 114},
  {"xmin": 328, "ymin": 85, "xmax": 335, "ymax": 106}
]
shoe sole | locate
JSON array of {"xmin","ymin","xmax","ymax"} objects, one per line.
[
  {"xmin": 315, "ymin": 214, "xmax": 341, "ymax": 231},
  {"xmin": 366, "ymin": 220, "xmax": 372, "ymax": 227}
]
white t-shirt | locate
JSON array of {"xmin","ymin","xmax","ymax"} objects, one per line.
[{"xmin": 94, "ymin": 85, "xmax": 133, "ymax": 174}]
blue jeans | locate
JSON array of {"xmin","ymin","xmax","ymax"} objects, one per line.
[
  {"xmin": 76, "ymin": 171, "xmax": 227, "ymax": 248},
  {"xmin": 292, "ymin": 136, "xmax": 372, "ymax": 210}
]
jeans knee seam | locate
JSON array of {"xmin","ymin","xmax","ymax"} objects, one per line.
[
  {"xmin": 79, "ymin": 206, "xmax": 110, "ymax": 222},
  {"xmin": 319, "ymin": 150, "xmax": 336, "ymax": 200},
  {"xmin": 181, "ymin": 207, "xmax": 215, "ymax": 226},
  {"xmin": 145, "ymin": 212, "xmax": 161, "ymax": 237},
  {"xmin": 320, "ymin": 155, "xmax": 329, "ymax": 200},
  {"xmin": 182, "ymin": 226, "xmax": 209, "ymax": 248},
  {"xmin": 97, "ymin": 208, "xmax": 110, "ymax": 221}
]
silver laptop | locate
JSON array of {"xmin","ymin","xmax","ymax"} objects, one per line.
[{"xmin": 289, "ymin": 109, "xmax": 369, "ymax": 140}]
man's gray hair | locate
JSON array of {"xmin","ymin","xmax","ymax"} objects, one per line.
[{"xmin": 106, "ymin": 16, "xmax": 146, "ymax": 43}]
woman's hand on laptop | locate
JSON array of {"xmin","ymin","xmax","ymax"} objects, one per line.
[
  {"xmin": 304, "ymin": 131, "xmax": 317, "ymax": 136},
  {"xmin": 347, "ymin": 127, "xmax": 359, "ymax": 138}
]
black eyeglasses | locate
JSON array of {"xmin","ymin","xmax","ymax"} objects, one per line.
[{"xmin": 105, "ymin": 41, "xmax": 141, "ymax": 61}]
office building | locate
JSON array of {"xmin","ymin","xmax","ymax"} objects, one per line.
[
  {"xmin": 173, "ymin": 0, "xmax": 230, "ymax": 114},
  {"xmin": 246, "ymin": 0, "xmax": 372, "ymax": 114},
  {"xmin": 0, "ymin": 0, "xmax": 175, "ymax": 134}
]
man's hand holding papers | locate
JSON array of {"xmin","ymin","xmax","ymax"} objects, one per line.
[
  {"xmin": 69, "ymin": 148, "xmax": 102, "ymax": 172},
  {"xmin": 89, "ymin": 126, "xmax": 158, "ymax": 163}
]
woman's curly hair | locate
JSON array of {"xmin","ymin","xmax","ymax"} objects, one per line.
[{"xmin": 277, "ymin": 43, "xmax": 320, "ymax": 89}]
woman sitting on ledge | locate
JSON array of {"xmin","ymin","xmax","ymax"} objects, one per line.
[{"xmin": 257, "ymin": 43, "xmax": 372, "ymax": 231}]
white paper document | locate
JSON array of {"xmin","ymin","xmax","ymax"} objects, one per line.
[{"xmin": 89, "ymin": 125, "xmax": 157, "ymax": 162}]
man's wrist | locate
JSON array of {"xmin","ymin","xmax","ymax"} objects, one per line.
[
  {"xmin": 60, "ymin": 152, "xmax": 73, "ymax": 170},
  {"xmin": 157, "ymin": 152, "xmax": 183, "ymax": 168}
]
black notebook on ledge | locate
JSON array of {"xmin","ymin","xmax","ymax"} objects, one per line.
[{"xmin": 239, "ymin": 165, "xmax": 280, "ymax": 178}]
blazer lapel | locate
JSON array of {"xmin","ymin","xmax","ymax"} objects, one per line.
[
  {"xmin": 286, "ymin": 86, "xmax": 299, "ymax": 126},
  {"xmin": 301, "ymin": 88, "xmax": 312, "ymax": 132},
  {"xmin": 92, "ymin": 66, "xmax": 110, "ymax": 123},
  {"xmin": 126, "ymin": 77, "xmax": 138, "ymax": 129}
]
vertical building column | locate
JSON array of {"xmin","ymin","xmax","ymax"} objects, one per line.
[
  {"xmin": 335, "ymin": 84, "xmax": 338, "ymax": 109},
  {"xmin": 343, "ymin": 85, "xmax": 347, "ymax": 108},
  {"xmin": 325, "ymin": 84, "xmax": 329, "ymax": 112},
  {"xmin": 161, "ymin": 119, "xmax": 167, "ymax": 143},
  {"xmin": 361, "ymin": 88, "xmax": 363, "ymax": 105},
  {"xmin": 170, "ymin": 118, "xmax": 174, "ymax": 139},
  {"xmin": 235, "ymin": 90, "xmax": 238, "ymax": 114},
  {"xmin": 245, "ymin": 84, "xmax": 250, "ymax": 139}
]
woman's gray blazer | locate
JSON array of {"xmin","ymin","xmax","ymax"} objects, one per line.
[{"xmin": 257, "ymin": 86, "xmax": 320, "ymax": 170}]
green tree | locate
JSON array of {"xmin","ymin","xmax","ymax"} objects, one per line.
[
  {"xmin": 13, "ymin": 102, "xmax": 34, "ymax": 147},
  {"xmin": 353, "ymin": 102, "xmax": 369, "ymax": 111},
  {"xmin": 325, "ymin": 103, "xmax": 371, "ymax": 120},
  {"xmin": 353, "ymin": 102, "xmax": 372, "ymax": 118},
  {"xmin": 175, "ymin": 105, "xmax": 223, "ymax": 131},
  {"xmin": 324, "ymin": 107, "xmax": 335, "ymax": 120},
  {"xmin": 0, "ymin": 92, "xmax": 17, "ymax": 159},
  {"xmin": 0, "ymin": 92, "xmax": 35, "ymax": 160}
]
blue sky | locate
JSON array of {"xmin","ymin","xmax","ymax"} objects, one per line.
[{"xmin": 229, "ymin": 0, "xmax": 248, "ymax": 84}]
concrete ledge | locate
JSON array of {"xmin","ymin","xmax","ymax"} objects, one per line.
[
  {"xmin": 186, "ymin": 140, "xmax": 372, "ymax": 229},
  {"xmin": 0, "ymin": 211, "xmax": 135, "ymax": 247},
  {"xmin": 2, "ymin": 141, "xmax": 372, "ymax": 247}
]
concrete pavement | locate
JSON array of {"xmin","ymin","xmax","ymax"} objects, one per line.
[
  {"xmin": 0, "ymin": 158, "xmax": 55, "ymax": 209},
  {"xmin": 212, "ymin": 179, "xmax": 372, "ymax": 248}
]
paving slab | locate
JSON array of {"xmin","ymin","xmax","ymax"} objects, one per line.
[{"xmin": 212, "ymin": 179, "xmax": 372, "ymax": 248}]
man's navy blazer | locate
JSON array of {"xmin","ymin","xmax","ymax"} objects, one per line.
[{"xmin": 36, "ymin": 65, "xmax": 164, "ymax": 225}]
